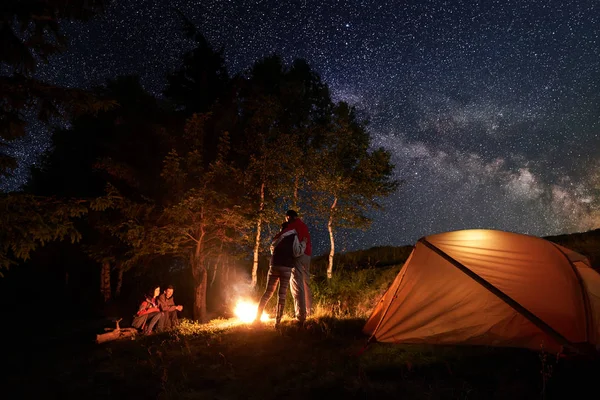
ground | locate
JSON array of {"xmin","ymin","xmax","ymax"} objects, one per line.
[{"xmin": 3, "ymin": 317, "xmax": 599, "ymax": 399}]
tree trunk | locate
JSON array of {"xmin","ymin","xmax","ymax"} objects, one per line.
[
  {"xmin": 96, "ymin": 328, "xmax": 137, "ymax": 344},
  {"xmin": 115, "ymin": 262, "xmax": 124, "ymax": 297},
  {"xmin": 327, "ymin": 196, "xmax": 338, "ymax": 279},
  {"xmin": 211, "ymin": 243, "xmax": 223, "ymax": 288},
  {"xmin": 100, "ymin": 261, "xmax": 111, "ymax": 302},
  {"xmin": 210, "ymin": 257, "xmax": 219, "ymax": 288},
  {"xmin": 293, "ymin": 174, "xmax": 300, "ymax": 209},
  {"xmin": 192, "ymin": 258, "xmax": 208, "ymax": 323},
  {"xmin": 96, "ymin": 320, "xmax": 136, "ymax": 344},
  {"xmin": 252, "ymin": 182, "xmax": 265, "ymax": 287},
  {"xmin": 192, "ymin": 219, "xmax": 208, "ymax": 323},
  {"xmin": 224, "ymin": 254, "xmax": 230, "ymax": 283}
]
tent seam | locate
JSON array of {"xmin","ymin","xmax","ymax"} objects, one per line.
[
  {"xmin": 548, "ymin": 242, "xmax": 594, "ymax": 344},
  {"xmin": 419, "ymin": 237, "xmax": 578, "ymax": 354}
]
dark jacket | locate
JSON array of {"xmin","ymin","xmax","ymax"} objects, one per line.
[
  {"xmin": 271, "ymin": 230, "xmax": 297, "ymax": 268},
  {"xmin": 158, "ymin": 293, "xmax": 177, "ymax": 312}
]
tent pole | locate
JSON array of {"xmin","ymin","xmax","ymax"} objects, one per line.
[{"xmin": 419, "ymin": 238, "xmax": 585, "ymax": 355}]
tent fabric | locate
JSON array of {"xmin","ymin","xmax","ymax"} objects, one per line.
[{"xmin": 363, "ymin": 229, "xmax": 600, "ymax": 354}]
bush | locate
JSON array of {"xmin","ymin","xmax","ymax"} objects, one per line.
[{"xmin": 311, "ymin": 264, "xmax": 402, "ymax": 319}]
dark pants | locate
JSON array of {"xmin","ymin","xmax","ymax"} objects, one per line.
[
  {"xmin": 257, "ymin": 265, "xmax": 293, "ymax": 317},
  {"xmin": 132, "ymin": 311, "xmax": 162, "ymax": 332},
  {"xmin": 159, "ymin": 310, "xmax": 179, "ymax": 331},
  {"xmin": 144, "ymin": 312, "xmax": 163, "ymax": 333}
]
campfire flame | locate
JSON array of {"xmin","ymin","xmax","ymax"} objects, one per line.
[{"xmin": 234, "ymin": 299, "xmax": 269, "ymax": 323}]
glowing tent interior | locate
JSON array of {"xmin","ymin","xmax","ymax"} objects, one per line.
[{"xmin": 363, "ymin": 229, "xmax": 600, "ymax": 354}]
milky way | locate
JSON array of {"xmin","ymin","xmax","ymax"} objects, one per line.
[{"xmin": 3, "ymin": 0, "xmax": 600, "ymax": 255}]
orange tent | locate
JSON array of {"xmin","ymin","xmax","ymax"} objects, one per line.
[{"xmin": 363, "ymin": 229, "xmax": 600, "ymax": 354}]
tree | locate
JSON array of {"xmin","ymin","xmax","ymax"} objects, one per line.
[
  {"xmin": 232, "ymin": 55, "xmax": 332, "ymax": 286},
  {"xmin": 97, "ymin": 115, "xmax": 251, "ymax": 322},
  {"xmin": 310, "ymin": 102, "xmax": 399, "ymax": 278},
  {"xmin": 0, "ymin": 0, "xmax": 112, "ymax": 180},
  {"xmin": 278, "ymin": 58, "xmax": 332, "ymax": 209},
  {"xmin": 24, "ymin": 75, "xmax": 173, "ymax": 301},
  {"xmin": 28, "ymin": 75, "xmax": 170, "ymax": 198},
  {"xmin": 234, "ymin": 57, "xmax": 288, "ymax": 286},
  {"xmin": 0, "ymin": 193, "xmax": 87, "ymax": 276},
  {"xmin": 163, "ymin": 9, "xmax": 229, "ymax": 117},
  {"xmin": 0, "ymin": 0, "xmax": 112, "ymax": 279}
]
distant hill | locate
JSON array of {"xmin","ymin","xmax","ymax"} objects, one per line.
[
  {"xmin": 311, "ymin": 245, "xmax": 414, "ymax": 276},
  {"xmin": 544, "ymin": 228, "xmax": 600, "ymax": 270}
]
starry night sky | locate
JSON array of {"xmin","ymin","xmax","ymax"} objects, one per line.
[{"xmin": 3, "ymin": 0, "xmax": 600, "ymax": 255}]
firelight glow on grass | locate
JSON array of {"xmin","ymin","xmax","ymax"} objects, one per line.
[{"xmin": 234, "ymin": 299, "xmax": 269, "ymax": 322}]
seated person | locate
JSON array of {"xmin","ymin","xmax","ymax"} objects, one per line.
[
  {"xmin": 132, "ymin": 286, "xmax": 163, "ymax": 334},
  {"xmin": 157, "ymin": 285, "xmax": 183, "ymax": 330}
]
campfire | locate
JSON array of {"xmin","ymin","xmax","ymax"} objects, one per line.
[{"xmin": 234, "ymin": 299, "xmax": 269, "ymax": 323}]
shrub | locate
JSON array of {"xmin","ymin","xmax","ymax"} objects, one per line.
[{"xmin": 311, "ymin": 264, "xmax": 402, "ymax": 319}]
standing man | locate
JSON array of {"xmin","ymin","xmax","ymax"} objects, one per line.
[
  {"xmin": 282, "ymin": 209, "xmax": 312, "ymax": 323},
  {"xmin": 157, "ymin": 285, "xmax": 183, "ymax": 330},
  {"xmin": 254, "ymin": 221, "xmax": 298, "ymax": 328}
]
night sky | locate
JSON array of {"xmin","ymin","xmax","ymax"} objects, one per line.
[{"xmin": 3, "ymin": 0, "xmax": 600, "ymax": 255}]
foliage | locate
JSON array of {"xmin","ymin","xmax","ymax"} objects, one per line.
[
  {"xmin": 307, "ymin": 101, "xmax": 400, "ymax": 277},
  {"xmin": 232, "ymin": 55, "xmax": 333, "ymax": 229},
  {"xmin": 24, "ymin": 76, "xmax": 173, "ymax": 298},
  {"xmin": 311, "ymin": 265, "xmax": 402, "ymax": 319},
  {"xmin": 1, "ymin": 0, "xmax": 107, "ymax": 73},
  {"xmin": 0, "ymin": 0, "xmax": 113, "ymax": 179},
  {"xmin": 310, "ymin": 102, "xmax": 399, "ymax": 230},
  {"xmin": 163, "ymin": 9, "xmax": 229, "ymax": 116},
  {"xmin": 92, "ymin": 114, "xmax": 254, "ymax": 321},
  {"xmin": 0, "ymin": 192, "xmax": 88, "ymax": 274},
  {"xmin": 4, "ymin": 27, "xmax": 401, "ymax": 320},
  {"xmin": 27, "ymin": 76, "xmax": 169, "ymax": 198}
]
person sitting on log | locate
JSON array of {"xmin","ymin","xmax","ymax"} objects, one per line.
[
  {"xmin": 157, "ymin": 285, "xmax": 183, "ymax": 330},
  {"xmin": 132, "ymin": 286, "xmax": 163, "ymax": 334}
]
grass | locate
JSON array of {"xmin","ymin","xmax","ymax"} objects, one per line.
[
  {"xmin": 5, "ymin": 315, "xmax": 598, "ymax": 400},
  {"xmin": 5, "ymin": 263, "xmax": 599, "ymax": 399}
]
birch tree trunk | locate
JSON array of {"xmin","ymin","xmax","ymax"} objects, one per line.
[
  {"xmin": 293, "ymin": 174, "xmax": 300, "ymax": 209},
  {"xmin": 100, "ymin": 261, "xmax": 111, "ymax": 302},
  {"xmin": 252, "ymin": 182, "xmax": 265, "ymax": 287},
  {"xmin": 327, "ymin": 196, "xmax": 338, "ymax": 279}
]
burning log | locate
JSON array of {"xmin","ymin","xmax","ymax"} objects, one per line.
[{"xmin": 96, "ymin": 318, "xmax": 138, "ymax": 344}]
